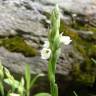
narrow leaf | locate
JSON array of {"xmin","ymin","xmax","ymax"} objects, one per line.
[
  {"xmin": 25, "ymin": 64, "xmax": 31, "ymax": 90},
  {"xmin": 0, "ymin": 82, "xmax": 4, "ymax": 96},
  {"xmin": 73, "ymin": 91, "xmax": 78, "ymax": 96},
  {"xmin": 34, "ymin": 93, "xmax": 51, "ymax": 96},
  {"xmin": 30, "ymin": 74, "xmax": 44, "ymax": 89},
  {"xmin": 91, "ymin": 58, "xmax": 96, "ymax": 64}
]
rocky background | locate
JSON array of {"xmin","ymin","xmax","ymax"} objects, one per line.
[{"xmin": 0, "ymin": 0, "xmax": 96, "ymax": 96}]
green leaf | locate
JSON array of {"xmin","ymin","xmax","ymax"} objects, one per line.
[
  {"xmin": 30, "ymin": 74, "xmax": 45, "ymax": 89},
  {"xmin": 73, "ymin": 91, "xmax": 78, "ymax": 96},
  {"xmin": 4, "ymin": 78, "xmax": 13, "ymax": 85},
  {"xmin": 0, "ymin": 63, "xmax": 4, "ymax": 79},
  {"xmin": 54, "ymin": 84, "xmax": 58, "ymax": 96},
  {"xmin": 13, "ymin": 80, "xmax": 19, "ymax": 89},
  {"xmin": 18, "ymin": 77, "xmax": 25, "ymax": 95},
  {"xmin": 34, "ymin": 93, "xmax": 51, "ymax": 96},
  {"xmin": 4, "ymin": 78, "xmax": 19, "ymax": 89},
  {"xmin": 91, "ymin": 58, "xmax": 96, "ymax": 64},
  {"xmin": 0, "ymin": 82, "xmax": 4, "ymax": 96},
  {"xmin": 21, "ymin": 77, "xmax": 25, "ymax": 87},
  {"xmin": 4, "ymin": 68, "xmax": 14, "ymax": 80},
  {"xmin": 0, "ymin": 70, "xmax": 4, "ymax": 79},
  {"xmin": 25, "ymin": 64, "xmax": 31, "ymax": 90},
  {"xmin": 0, "ymin": 63, "xmax": 3, "ymax": 70}
]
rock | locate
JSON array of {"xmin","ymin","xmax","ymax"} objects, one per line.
[
  {"xmin": 0, "ymin": 47, "xmax": 48, "ymax": 74},
  {"xmin": 0, "ymin": 0, "xmax": 96, "ymax": 95},
  {"xmin": 0, "ymin": 0, "xmax": 95, "ymax": 77},
  {"xmin": 0, "ymin": 45, "xmax": 82, "ymax": 76},
  {"xmin": 77, "ymin": 31, "xmax": 94, "ymax": 41},
  {"xmin": 57, "ymin": 45, "xmax": 84, "ymax": 75}
]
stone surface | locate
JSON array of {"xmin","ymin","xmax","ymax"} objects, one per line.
[
  {"xmin": 0, "ymin": 47, "xmax": 48, "ymax": 74},
  {"xmin": 0, "ymin": 0, "xmax": 95, "ymax": 76}
]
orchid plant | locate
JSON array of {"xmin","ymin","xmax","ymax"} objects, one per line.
[
  {"xmin": 0, "ymin": 4, "xmax": 72, "ymax": 96},
  {"xmin": 41, "ymin": 5, "xmax": 71, "ymax": 96}
]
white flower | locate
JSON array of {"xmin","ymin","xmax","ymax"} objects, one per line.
[
  {"xmin": 38, "ymin": 73, "xmax": 45, "ymax": 77},
  {"xmin": 72, "ymin": 13, "xmax": 77, "ymax": 17},
  {"xmin": 9, "ymin": 93, "xmax": 20, "ymax": 96},
  {"xmin": 43, "ymin": 41, "xmax": 49, "ymax": 48},
  {"xmin": 41, "ymin": 48, "xmax": 51, "ymax": 59},
  {"xmin": 60, "ymin": 33, "xmax": 72, "ymax": 45}
]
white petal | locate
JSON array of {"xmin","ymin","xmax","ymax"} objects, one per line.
[
  {"xmin": 41, "ymin": 48, "xmax": 51, "ymax": 59},
  {"xmin": 43, "ymin": 41, "xmax": 49, "ymax": 48},
  {"xmin": 60, "ymin": 36, "xmax": 72, "ymax": 45},
  {"xmin": 72, "ymin": 13, "xmax": 77, "ymax": 17}
]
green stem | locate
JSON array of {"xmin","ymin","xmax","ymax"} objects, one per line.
[
  {"xmin": 48, "ymin": 4, "xmax": 60, "ymax": 96},
  {"xmin": 48, "ymin": 53, "xmax": 58, "ymax": 96},
  {"xmin": 26, "ymin": 89, "xmax": 30, "ymax": 96}
]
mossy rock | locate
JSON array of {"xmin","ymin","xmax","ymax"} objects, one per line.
[
  {"xmin": 60, "ymin": 19, "xmax": 96, "ymax": 86},
  {"xmin": 60, "ymin": 19, "xmax": 96, "ymax": 58},
  {"xmin": 72, "ymin": 63, "xmax": 96, "ymax": 86},
  {"xmin": 88, "ymin": 45, "xmax": 96, "ymax": 59},
  {"xmin": 0, "ymin": 36, "xmax": 37, "ymax": 57}
]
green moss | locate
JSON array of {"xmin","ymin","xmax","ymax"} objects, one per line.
[
  {"xmin": 0, "ymin": 36, "xmax": 37, "ymax": 57},
  {"xmin": 72, "ymin": 37, "xmax": 96, "ymax": 85},
  {"xmin": 88, "ymin": 45, "xmax": 96, "ymax": 59},
  {"xmin": 60, "ymin": 20, "xmax": 96, "ymax": 86},
  {"xmin": 60, "ymin": 19, "xmax": 79, "ymax": 37},
  {"xmin": 76, "ymin": 73, "xmax": 95, "ymax": 86},
  {"xmin": 72, "ymin": 63, "xmax": 96, "ymax": 86},
  {"xmin": 74, "ymin": 21, "xmax": 96, "ymax": 36}
]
